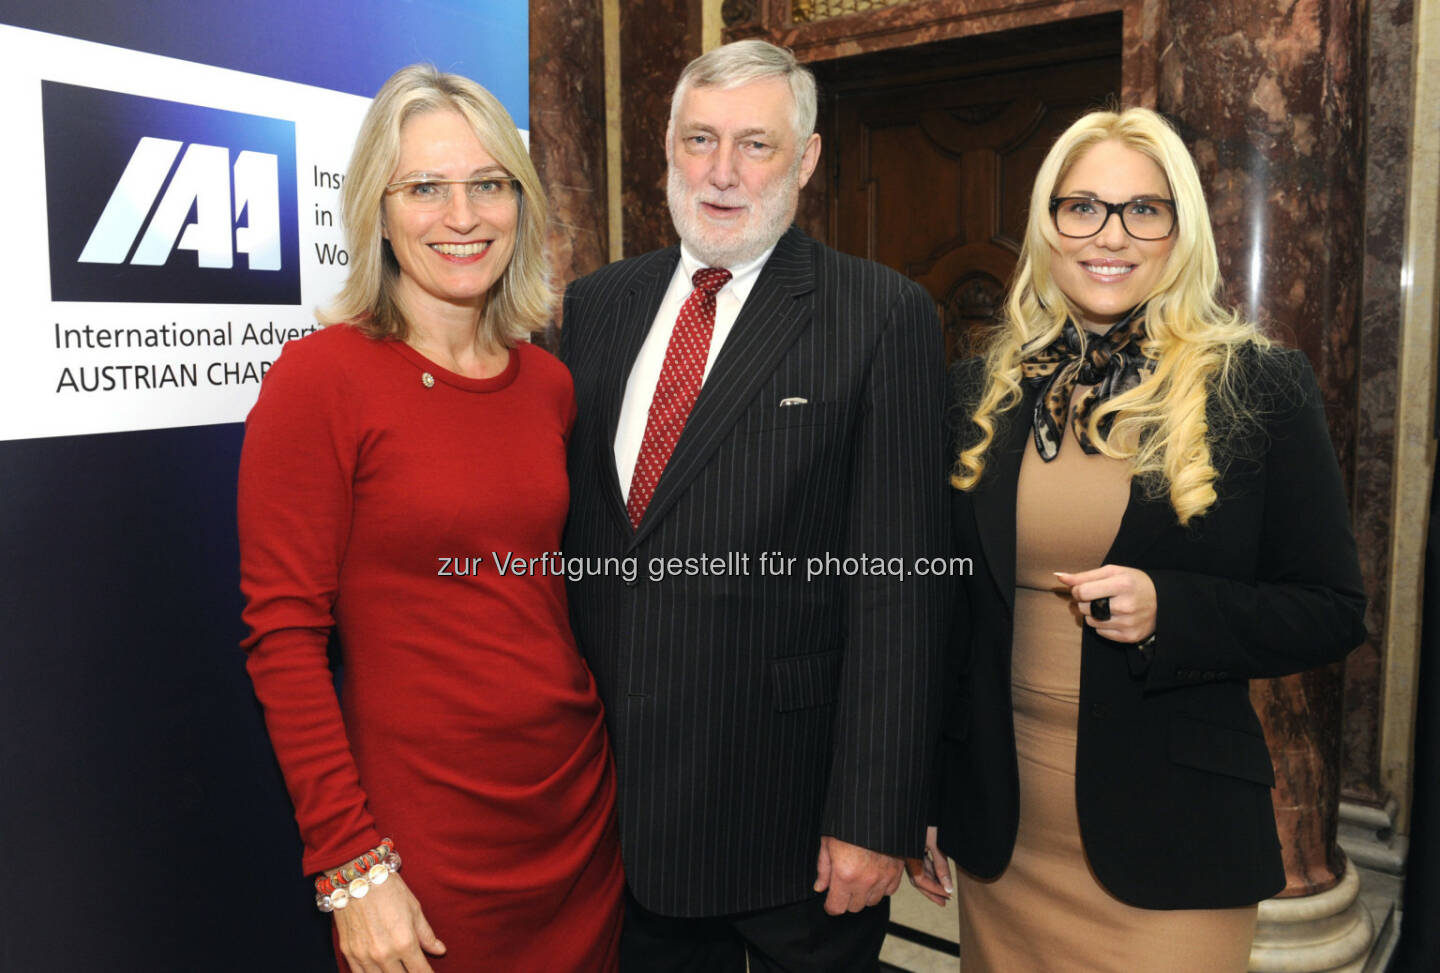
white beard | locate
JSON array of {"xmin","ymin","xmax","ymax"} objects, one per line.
[{"xmin": 666, "ymin": 160, "xmax": 800, "ymax": 268}]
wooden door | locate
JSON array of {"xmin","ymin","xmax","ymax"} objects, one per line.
[{"xmin": 815, "ymin": 27, "xmax": 1122, "ymax": 362}]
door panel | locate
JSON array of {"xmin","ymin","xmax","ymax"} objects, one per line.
[{"xmin": 826, "ymin": 53, "xmax": 1121, "ymax": 361}]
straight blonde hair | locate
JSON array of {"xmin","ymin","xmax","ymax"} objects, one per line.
[
  {"xmin": 320, "ymin": 64, "xmax": 553, "ymax": 346},
  {"xmin": 953, "ymin": 107, "xmax": 1268, "ymax": 524}
]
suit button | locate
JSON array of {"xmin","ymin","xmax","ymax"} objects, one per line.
[
  {"xmin": 623, "ymin": 575, "xmax": 638, "ymax": 588},
  {"xmin": 1090, "ymin": 703, "xmax": 1111, "ymax": 720}
]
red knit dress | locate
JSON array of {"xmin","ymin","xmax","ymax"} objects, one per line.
[{"xmin": 239, "ymin": 323, "xmax": 622, "ymax": 972}]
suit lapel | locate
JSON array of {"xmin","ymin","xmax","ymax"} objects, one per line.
[
  {"xmin": 628, "ymin": 228, "xmax": 816, "ymax": 549},
  {"xmin": 599, "ymin": 248, "xmax": 679, "ymax": 535}
]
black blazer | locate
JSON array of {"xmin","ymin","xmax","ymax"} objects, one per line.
[
  {"xmin": 561, "ymin": 227, "xmax": 948, "ymax": 916},
  {"xmin": 936, "ymin": 348, "xmax": 1366, "ymax": 909}
]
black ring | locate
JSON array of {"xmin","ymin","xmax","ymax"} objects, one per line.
[{"xmin": 1091, "ymin": 597, "xmax": 1111, "ymax": 621}]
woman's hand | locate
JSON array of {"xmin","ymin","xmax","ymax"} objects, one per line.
[
  {"xmin": 333, "ymin": 873, "xmax": 446, "ymax": 973},
  {"xmin": 904, "ymin": 826, "xmax": 952, "ymax": 907},
  {"xmin": 1055, "ymin": 565, "xmax": 1157, "ymax": 644}
]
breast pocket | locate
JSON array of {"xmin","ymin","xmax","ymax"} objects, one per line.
[
  {"xmin": 1168, "ymin": 713, "xmax": 1276, "ymax": 787},
  {"xmin": 753, "ymin": 401, "xmax": 837, "ymax": 433}
]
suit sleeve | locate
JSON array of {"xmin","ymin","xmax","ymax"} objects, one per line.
[
  {"xmin": 928, "ymin": 360, "xmax": 985, "ymax": 819},
  {"xmin": 1141, "ymin": 351, "xmax": 1367, "ymax": 692},
  {"xmin": 238, "ymin": 339, "xmax": 382, "ymax": 875},
  {"xmin": 822, "ymin": 277, "xmax": 949, "ymax": 857}
]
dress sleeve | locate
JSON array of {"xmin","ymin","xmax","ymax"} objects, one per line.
[
  {"xmin": 1141, "ymin": 350, "xmax": 1367, "ymax": 691},
  {"xmin": 238, "ymin": 333, "xmax": 383, "ymax": 875}
]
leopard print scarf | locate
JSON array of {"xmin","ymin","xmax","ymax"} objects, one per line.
[{"xmin": 1019, "ymin": 306, "xmax": 1154, "ymax": 461}]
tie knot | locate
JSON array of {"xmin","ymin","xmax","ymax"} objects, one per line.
[{"xmin": 692, "ymin": 267, "xmax": 732, "ymax": 296}]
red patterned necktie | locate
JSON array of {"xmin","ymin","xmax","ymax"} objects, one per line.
[{"xmin": 626, "ymin": 266, "xmax": 733, "ymax": 529}]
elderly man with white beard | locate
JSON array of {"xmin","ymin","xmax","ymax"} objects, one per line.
[{"xmin": 560, "ymin": 39, "xmax": 949, "ymax": 971}]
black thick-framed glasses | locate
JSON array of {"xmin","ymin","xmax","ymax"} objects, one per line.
[{"xmin": 1049, "ymin": 196, "xmax": 1177, "ymax": 241}]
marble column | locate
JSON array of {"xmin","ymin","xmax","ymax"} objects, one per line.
[
  {"xmin": 529, "ymin": 0, "xmax": 611, "ymax": 324},
  {"xmin": 1157, "ymin": 0, "xmax": 1371, "ymax": 968}
]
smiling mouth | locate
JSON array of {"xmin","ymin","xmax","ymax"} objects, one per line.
[
  {"xmin": 1082, "ymin": 262, "xmax": 1134, "ymax": 278},
  {"xmin": 430, "ymin": 242, "xmax": 491, "ymax": 257}
]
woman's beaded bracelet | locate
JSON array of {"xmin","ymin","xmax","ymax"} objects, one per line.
[
  {"xmin": 314, "ymin": 839, "xmax": 394, "ymax": 895},
  {"xmin": 314, "ymin": 839, "xmax": 402, "ymax": 913}
]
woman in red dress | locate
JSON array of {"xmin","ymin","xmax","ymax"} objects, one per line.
[{"xmin": 238, "ymin": 64, "xmax": 623, "ymax": 973}]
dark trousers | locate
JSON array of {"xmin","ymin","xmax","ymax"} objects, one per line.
[{"xmin": 620, "ymin": 887, "xmax": 890, "ymax": 973}]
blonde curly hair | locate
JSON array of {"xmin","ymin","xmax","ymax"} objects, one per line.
[{"xmin": 952, "ymin": 107, "xmax": 1268, "ymax": 525}]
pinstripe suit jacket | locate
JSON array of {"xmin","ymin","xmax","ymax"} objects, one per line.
[{"xmin": 560, "ymin": 226, "xmax": 948, "ymax": 916}]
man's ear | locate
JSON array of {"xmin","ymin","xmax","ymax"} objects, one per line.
[{"xmin": 797, "ymin": 133, "xmax": 822, "ymax": 190}]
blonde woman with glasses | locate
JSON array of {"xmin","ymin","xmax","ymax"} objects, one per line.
[
  {"xmin": 238, "ymin": 65, "xmax": 622, "ymax": 972},
  {"xmin": 908, "ymin": 107, "xmax": 1365, "ymax": 971}
]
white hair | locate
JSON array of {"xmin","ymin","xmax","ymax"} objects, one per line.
[{"xmin": 669, "ymin": 39, "xmax": 817, "ymax": 141}]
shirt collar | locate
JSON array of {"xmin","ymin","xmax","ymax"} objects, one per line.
[{"xmin": 678, "ymin": 241, "xmax": 776, "ymax": 305}]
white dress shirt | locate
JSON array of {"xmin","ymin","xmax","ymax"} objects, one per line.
[{"xmin": 614, "ymin": 243, "xmax": 776, "ymax": 501}]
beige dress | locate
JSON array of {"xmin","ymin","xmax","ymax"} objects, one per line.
[{"xmin": 955, "ymin": 392, "xmax": 1258, "ymax": 972}]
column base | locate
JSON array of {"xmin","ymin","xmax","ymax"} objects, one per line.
[{"xmin": 1249, "ymin": 852, "xmax": 1375, "ymax": 972}]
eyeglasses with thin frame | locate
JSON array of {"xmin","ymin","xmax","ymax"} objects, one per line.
[
  {"xmin": 385, "ymin": 176, "xmax": 520, "ymax": 210},
  {"xmin": 1049, "ymin": 196, "xmax": 1177, "ymax": 241}
]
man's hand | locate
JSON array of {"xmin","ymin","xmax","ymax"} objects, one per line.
[
  {"xmin": 813, "ymin": 835, "xmax": 904, "ymax": 915},
  {"xmin": 904, "ymin": 826, "xmax": 952, "ymax": 907}
]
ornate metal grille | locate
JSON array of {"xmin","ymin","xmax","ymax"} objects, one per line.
[{"xmin": 791, "ymin": 0, "xmax": 916, "ymax": 23}]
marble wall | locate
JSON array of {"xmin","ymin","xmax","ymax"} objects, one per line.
[
  {"xmin": 529, "ymin": 0, "xmax": 610, "ymax": 344},
  {"xmin": 620, "ymin": 0, "xmax": 704, "ymax": 257},
  {"xmin": 528, "ymin": 0, "xmax": 611, "ymax": 278},
  {"xmin": 1347, "ymin": 0, "xmax": 1415, "ymax": 810}
]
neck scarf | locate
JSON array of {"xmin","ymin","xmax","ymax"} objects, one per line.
[{"xmin": 1020, "ymin": 305, "xmax": 1154, "ymax": 461}]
